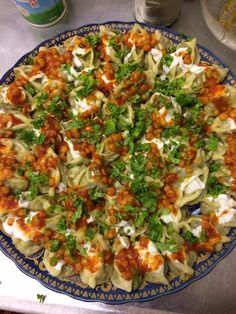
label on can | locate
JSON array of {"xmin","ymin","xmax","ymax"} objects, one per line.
[{"xmin": 15, "ymin": 0, "xmax": 66, "ymax": 26}]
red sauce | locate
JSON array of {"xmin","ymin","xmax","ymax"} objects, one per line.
[
  {"xmin": 115, "ymin": 247, "xmax": 140, "ymax": 280},
  {"xmin": 169, "ymin": 249, "xmax": 186, "ymax": 262},
  {"xmin": 190, "ymin": 218, "xmax": 221, "ymax": 252}
]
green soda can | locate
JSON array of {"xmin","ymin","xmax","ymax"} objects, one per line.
[{"xmin": 14, "ymin": 0, "xmax": 67, "ymax": 27}]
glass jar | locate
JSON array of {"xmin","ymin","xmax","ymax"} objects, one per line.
[{"xmin": 133, "ymin": 0, "xmax": 184, "ymax": 26}]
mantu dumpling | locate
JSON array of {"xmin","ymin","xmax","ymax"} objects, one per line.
[
  {"xmin": 175, "ymin": 166, "xmax": 209, "ymax": 207},
  {"xmin": 134, "ymin": 237, "xmax": 168, "ymax": 285},
  {"xmin": 201, "ymin": 194, "xmax": 236, "ymax": 227},
  {"xmin": 1, "ymin": 213, "xmax": 43, "ymax": 256},
  {"xmin": 79, "ymin": 234, "xmax": 112, "ymax": 288}
]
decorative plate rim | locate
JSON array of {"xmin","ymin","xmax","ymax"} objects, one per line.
[{"xmin": 0, "ymin": 21, "xmax": 235, "ymax": 305}]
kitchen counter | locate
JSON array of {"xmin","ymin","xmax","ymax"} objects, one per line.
[{"xmin": 0, "ymin": 1, "xmax": 235, "ymax": 313}]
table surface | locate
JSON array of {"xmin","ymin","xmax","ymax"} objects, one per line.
[{"xmin": 0, "ymin": 0, "xmax": 235, "ymax": 313}]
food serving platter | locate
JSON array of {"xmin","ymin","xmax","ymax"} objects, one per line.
[{"xmin": 0, "ymin": 21, "xmax": 236, "ymax": 304}]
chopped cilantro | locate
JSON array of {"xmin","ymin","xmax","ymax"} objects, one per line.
[
  {"xmin": 209, "ymin": 161, "xmax": 220, "ymax": 172},
  {"xmin": 108, "ymin": 38, "xmax": 123, "ymax": 59},
  {"xmin": 76, "ymin": 74, "xmax": 96, "ymax": 98},
  {"xmin": 79, "ymin": 123, "xmax": 102, "ymax": 144},
  {"xmin": 167, "ymin": 143, "xmax": 182, "ymax": 165},
  {"xmin": 65, "ymin": 118, "xmax": 84, "ymax": 131},
  {"xmin": 162, "ymin": 126, "xmax": 180, "ymax": 139},
  {"xmin": 161, "ymin": 54, "xmax": 173, "ymax": 67},
  {"xmin": 111, "ymin": 160, "xmax": 127, "ymax": 181},
  {"xmin": 116, "ymin": 61, "xmax": 139, "ymax": 82},
  {"xmin": 71, "ymin": 198, "xmax": 83, "ymax": 223},
  {"xmin": 176, "ymin": 94, "xmax": 199, "ymax": 108},
  {"xmin": 85, "ymin": 227, "xmax": 96, "ymax": 241},
  {"xmin": 50, "ymin": 239, "xmax": 61, "ymax": 252},
  {"xmin": 17, "ymin": 130, "xmax": 45, "ymax": 145},
  {"xmin": 37, "ymin": 294, "xmax": 47, "ymax": 304},
  {"xmin": 156, "ymin": 238, "xmax": 179, "ymax": 252},
  {"xmin": 57, "ymin": 217, "xmax": 67, "ymax": 233},
  {"xmin": 105, "ymin": 119, "xmax": 117, "ymax": 135},
  {"xmin": 124, "ymin": 205, "xmax": 139, "ymax": 212},
  {"xmin": 49, "ymin": 255, "xmax": 58, "ymax": 266},
  {"xmin": 89, "ymin": 188, "xmax": 105, "ymax": 201},
  {"xmin": 207, "ymin": 176, "xmax": 227, "ymax": 197},
  {"xmin": 77, "ymin": 244, "xmax": 87, "ymax": 256},
  {"xmin": 46, "ymin": 204, "xmax": 64, "ymax": 214},
  {"xmin": 206, "ymin": 134, "xmax": 218, "ymax": 151},
  {"xmin": 86, "ymin": 33, "xmax": 100, "ymax": 47},
  {"xmin": 148, "ymin": 215, "xmax": 164, "ymax": 242},
  {"xmin": 25, "ymin": 83, "xmax": 36, "ymax": 96},
  {"xmin": 183, "ymin": 230, "xmax": 206, "ymax": 243},
  {"xmin": 25, "ymin": 167, "xmax": 48, "ymax": 200},
  {"xmin": 66, "ymin": 234, "xmax": 76, "ymax": 255},
  {"xmin": 32, "ymin": 112, "xmax": 46, "ymax": 129},
  {"xmin": 47, "ymin": 95, "xmax": 66, "ymax": 116},
  {"xmin": 135, "ymin": 211, "xmax": 148, "ymax": 227},
  {"xmin": 35, "ymin": 92, "xmax": 48, "ymax": 106},
  {"xmin": 155, "ymin": 78, "xmax": 185, "ymax": 97},
  {"xmin": 97, "ymin": 220, "xmax": 109, "ymax": 234},
  {"xmin": 194, "ymin": 139, "xmax": 205, "ymax": 149}
]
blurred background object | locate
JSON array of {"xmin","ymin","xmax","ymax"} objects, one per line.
[
  {"xmin": 201, "ymin": 0, "xmax": 236, "ymax": 51},
  {"xmin": 219, "ymin": 0, "xmax": 236, "ymax": 32},
  {"xmin": 132, "ymin": 0, "xmax": 184, "ymax": 26},
  {"xmin": 14, "ymin": 0, "xmax": 67, "ymax": 27}
]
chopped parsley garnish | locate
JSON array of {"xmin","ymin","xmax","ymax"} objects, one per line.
[
  {"xmin": 167, "ymin": 142, "xmax": 182, "ymax": 165},
  {"xmin": 206, "ymin": 134, "xmax": 218, "ymax": 151},
  {"xmin": 105, "ymin": 119, "xmax": 116, "ymax": 135},
  {"xmin": 162, "ymin": 126, "xmax": 180, "ymax": 139},
  {"xmin": 147, "ymin": 215, "xmax": 164, "ymax": 243},
  {"xmin": 65, "ymin": 234, "xmax": 76, "ymax": 255},
  {"xmin": 25, "ymin": 167, "xmax": 48, "ymax": 200},
  {"xmin": 89, "ymin": 188, "xmax": 105, "ymax": 201},
  {"xmin": 135, "ymin": 211, "xmax": 148, "ymax": 227},
  {"xmin": 65, "ymin": 118, "xmax": 84, "ymax": 130},
  {"xmin": 86, "ymin": 33, "xmax": 100, "ymax": 47},
  {"xmin": 111, "ymin": 160, "xmax": 127, "ymax": 181},
  {"xmin": 76, "ymin": 74, "xmax": 96, "ymax": 98},
  {"xmin": 32, "ymin": 111, "xmax": 46, "ymax": 129},
  {"xmin": 77, "ymin": 244, "xmax": 87, "ymax": 257},
  {"xmin": 124, "ymin": 205, "xmax": 139, "ymax": 212},
  {"xmin": 194, "ymin": 139, "xmax": 205, "ymax": 149},
  {"xmin": 46, "ymin": 204, "xmax": 64, "ymax": 214},
  {"xmin": 183, "ymin": 230, "xmax": 206, "ymax": 243},
  {"xmin": 57, "ymin": 217, "xmax": 67, "ymax": 233},
  {"xmin": 85, "ymin": 227, "xmax": 96, "ymax": 241},
  {"xmin": 79, "ymin": 123, "xmax": 102, "ymax": 144},
  {"xmin": 50, "ymin": 239, "xmax": 61, "ymax": 252},
  {"xmin": 209, "ymin": 161, "xmax": 221, "ymax": 172},
  {"xmin": 25, "ymin": 83, "xmax": 36, "ymax": 96},
  {"xmin": 207, "ymin": 176, "xmax": 227, "ymax": 197},
  {"xmin": 37, "ymin": 294, "xmax": 47, "ymax": 304},
  {"xmin": 35, "ymin": 92, "xmax": 48, "ymax": 105},
  {"xmin": 156, "ymin": 238, "xmax": 179, "ymax": 252},
  {"xmin": 47, "ymin": 95, "xmax": 66, "ymax": 116},
  {"xmin": 155, "ymin": 78, "xmax": 185, "ymax": 97},
  {"xmin": 176, "ymin": 94, "xmax": 200, "ymax": 108},
  {"xmin": 71, "ymin": 198, "xmax": 83, "ymax": 224},
  {"xmin": 17, "ymin": 130, "xmax": 45, "ymax": 145},
  {"xmin": 49, "ymin": 256, "xmax": 58, "ymax": 266},
  {"xmin": 116, "ymin": 61, "xmax": 139, "ymax": 82},
  {"xmin": 161, "ymin": 54, "xmax": 173, "ymax": 67}
]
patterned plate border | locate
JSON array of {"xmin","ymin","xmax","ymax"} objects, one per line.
[{"xmin": 0, "ymin": 21, "xmax": 236, "ymax": 305}]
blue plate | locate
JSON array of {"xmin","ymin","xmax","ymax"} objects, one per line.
[{"xmin": 0, "ymin": 21, "xmax": 236, "ymax": 304}]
